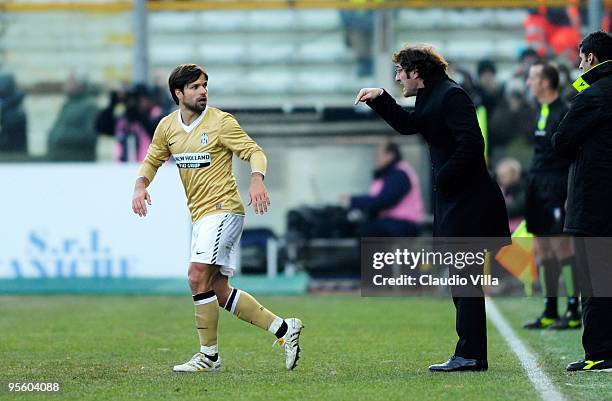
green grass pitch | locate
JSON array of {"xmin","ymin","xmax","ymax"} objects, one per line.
[{"xmin": 0, "ymin": 295, "xmax": 609, "ymax": 400}]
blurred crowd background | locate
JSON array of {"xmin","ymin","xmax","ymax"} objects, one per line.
[{"xmin": 1, "ymin": 0, "xmax": 611, "ymax": 281}]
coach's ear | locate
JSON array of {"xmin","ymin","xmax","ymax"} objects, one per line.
[{"xmin": 409, "ymin": 70, "xmax": 420, "ymax": 80}]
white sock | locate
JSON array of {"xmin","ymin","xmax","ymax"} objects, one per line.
[
  {"xmin": 267, "ymin": 316, "xmax": 284, "ymax": 335},
  {"xmin": 200, "ymin": 344, "xmax": 218, "ymax": 356}
]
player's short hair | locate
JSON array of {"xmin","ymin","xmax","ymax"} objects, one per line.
[
  {"xmin": 579, "ymin": 31, "xmax": 612, "ymax": 62},
  {"xmin": 533, "ymin": 62, "xmax": 560, "ymax": 91},
  {"xmin": 392, "ymin": 44, "xmax": 448, "ymax": 83},
  {"xmin": 168, "ymin": 64, "xmax": 208, "ymax": 105}
]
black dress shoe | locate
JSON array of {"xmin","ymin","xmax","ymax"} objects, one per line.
[{"xmin": 429, "ymin": 356, "xmax": 488, "ymax": 372}]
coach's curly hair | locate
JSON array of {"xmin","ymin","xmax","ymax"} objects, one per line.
[
  {"xmin": 168, "ymin": 64, "xmax": 208, "ymax": 105},
  {"xmin": 393, "ymin": 44, "xmax": 448, "ymax": 83}
]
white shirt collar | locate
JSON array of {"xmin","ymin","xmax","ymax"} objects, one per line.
[{"xmin": 177, "ymin": 106, "xmax": 208, "ymax": 133}]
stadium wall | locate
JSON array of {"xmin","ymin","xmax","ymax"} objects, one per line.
[
  {"xmin": 0, "ymin": 163, "xmax": 191, "ymax": 279},
  {"xmin": 0, "ymin": 163, "xmax": 310, "ymax": 294}
]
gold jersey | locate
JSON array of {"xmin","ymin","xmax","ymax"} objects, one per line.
[{"xmin": 137, "ymin": 106, "xmax": 266, "ymax": 223}]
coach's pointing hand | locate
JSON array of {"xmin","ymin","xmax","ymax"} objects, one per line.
[
  {"xmin": 354, "ymin": 88, "xmax": 383, "ymax": 105},
  {"xmin": 248, "ymin": 173, "xmax": 270, "ymax": 215},
  {"xmin": 132, "ymin": 177, "xmax": 152, "ymax": 217}
]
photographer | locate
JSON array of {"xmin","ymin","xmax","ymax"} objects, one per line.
[{"xmin": 114, "ymin": 84, "xmax": 163, "ymax": 162}]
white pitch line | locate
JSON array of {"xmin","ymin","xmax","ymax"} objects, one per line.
[{"xmin": 486, "ymin": 299, "xmax": 566, "ymax": 401}]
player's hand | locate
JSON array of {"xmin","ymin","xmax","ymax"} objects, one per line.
[
  {"xmin": 354, "ymin": 88, "xmax": 383, "ymax": 105},
  {"xmin": 248, "ymin": 173, "xmax": 270, "ymax": 215},
  {"xmin": 132, "ymin": 187, "xmax": 152, "ymax": 217}
]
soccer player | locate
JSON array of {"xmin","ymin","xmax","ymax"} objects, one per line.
[
  {"xmin": 131, "ymin": 64, "xmax": 303, "ymax": 372},
  {"xmin": 523, "ymin": 62, "xmax": 581, "ymax": 330}
]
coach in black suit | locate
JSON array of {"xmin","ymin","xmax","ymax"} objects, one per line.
[{"xmin": 356, "ymin": 44, "xmax": 510, "ymax": 372}]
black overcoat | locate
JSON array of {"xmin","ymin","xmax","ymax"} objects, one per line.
[
  {"xmin": 368, "ymin": 74, "xmax": 510, "ymax": 238},
  {"xmin": 552, "ymin": 61, "xmax": 612, "ymax": 236}
]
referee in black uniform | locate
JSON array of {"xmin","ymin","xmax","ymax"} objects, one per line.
[{"xmin": 523, "ymin": 62, "xmax": 581, "ymax": 331}]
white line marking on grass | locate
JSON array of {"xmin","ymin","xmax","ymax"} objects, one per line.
[{"xmin": 486, "ymin": 299, "xmax": 566, "ymax": 401}]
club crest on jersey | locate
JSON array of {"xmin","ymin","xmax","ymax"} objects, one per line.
[{"xmin": 200, "ymin": 132, "xmax": 209, "ymax": 145}]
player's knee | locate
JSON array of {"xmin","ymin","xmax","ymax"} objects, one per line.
[
  {"xmin": 188, "ymin": 263, "xmax": 211, "ymax": 292},
  {"xmin": 187, "ymin": 275, "xmax": 200, "ymax": 292}
]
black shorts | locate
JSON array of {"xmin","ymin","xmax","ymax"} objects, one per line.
[{"xmin": 525, "ymin": 171, "xmax": 568, "ymax": 236}]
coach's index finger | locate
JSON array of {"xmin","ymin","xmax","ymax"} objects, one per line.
[
  {"xmin": 354, "ymin": 88, "xmax": 367, "ymax": 105},
  {"xmin": 354, "ymin": 88, "xmax": 380, "ymax": 105}
]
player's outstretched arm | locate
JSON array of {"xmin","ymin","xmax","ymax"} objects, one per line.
[
  {"xmin": 354, "ymin": 88, "xmax": 383, "ymax": 105},
  {"xmin": 248, "ymin": 172, "xmax": 270, "ymax": 215},
  {"xmin": 132, "ymin": 176, "xmax": 152, "ymax": 217}
]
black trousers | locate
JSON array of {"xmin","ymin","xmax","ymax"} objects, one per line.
[
  {"xmin": 451, "ymin": 264, "xmax": 487, "ymax": 362},
  {"xmin": 452, "ymin": 296, "xmax": 487, "ymax": 362},
  {"xmin": 574, "ymin": 237, "xmax": 612, "ymax": 360},
  {"xmin": 582, "ymin": 297, "xmax": 612, "ymax": 360}
]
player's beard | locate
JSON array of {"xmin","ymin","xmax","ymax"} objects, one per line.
[{"xmin": 184, "ymin": 98, "xmax": 207, "ymax": 114}]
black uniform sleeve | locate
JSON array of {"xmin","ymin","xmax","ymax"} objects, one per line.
[
  {"xmin": 436, "ymin": 90, "xmax": 485, "ymax": 196},
  {"xmin": 552, "ymin": 89, "xmax": 602, "ymax": 159},
  {"xmin": 367, "ymin": 90, "xmax": 420, "ymax": 135}
]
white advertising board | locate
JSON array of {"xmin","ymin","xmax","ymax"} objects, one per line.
[{"xmin": 0, "ymin": 163, "xmax": 191, "ymax": 278}]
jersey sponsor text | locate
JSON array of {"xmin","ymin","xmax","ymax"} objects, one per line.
[{"xmin": 174, "ymin": 152, "xmax": 211, "ymax": 169}]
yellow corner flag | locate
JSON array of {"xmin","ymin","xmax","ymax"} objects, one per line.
[{"xmin": 495, "ymin": 220, "xmax": 537, "ymax": 295}]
